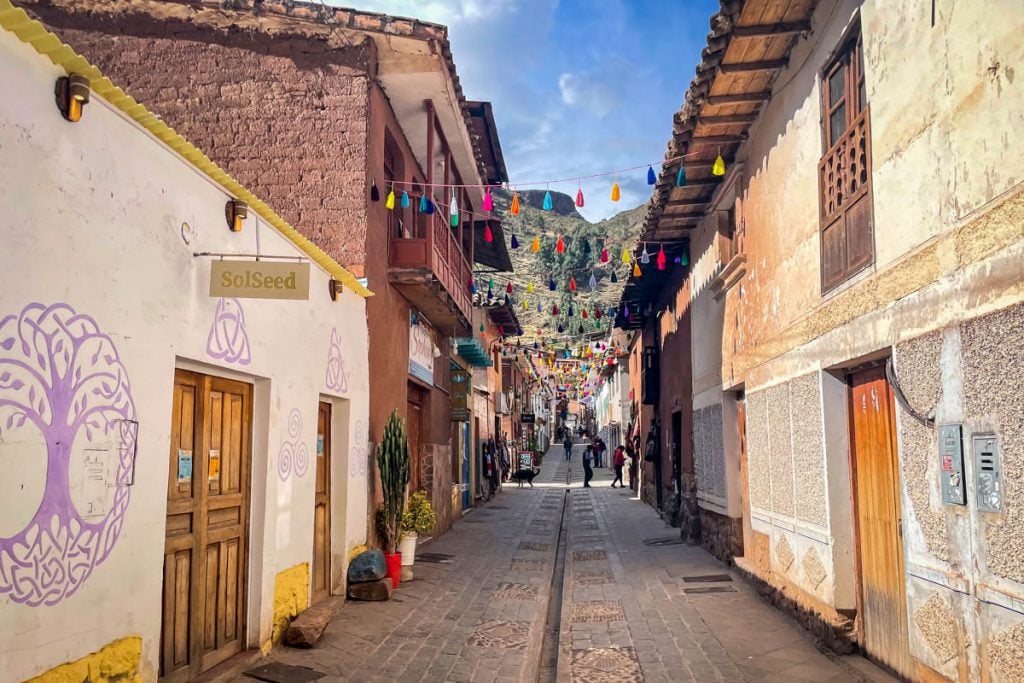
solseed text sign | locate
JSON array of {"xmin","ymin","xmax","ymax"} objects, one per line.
[{"xmin": 210, "ymin": 261, "xmax": 310, "ymax": 300}]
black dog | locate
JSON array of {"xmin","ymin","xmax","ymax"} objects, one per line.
[{"xmin": 511, "ymin": 468, "xmax": 541, "ymax": 488}]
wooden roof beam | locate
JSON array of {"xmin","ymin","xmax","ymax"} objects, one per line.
[
  {"xmin": 665, "ymin": 177, "xmax": 721, "ymax": 188},
  {"xmin": 664, "ymin": 198, "xmax": 711, "ymax": 208},
  {"xmin": 690, "ymin": 133, "xmax": 747, "ymax": 144},
  {"xmin": 719, "ymin": 59, "xmax": 788, "ymax": 74},
  {"xmin": 707, "ymin": 92, "xmax": 772, "ymax": 105},
  {"xmin": 732, "ymin": 21, "xmax": 811, "ymax": 38},
  {"xmin": 698, "ymin": 112, "xmax": 759, "ymax": 125}
]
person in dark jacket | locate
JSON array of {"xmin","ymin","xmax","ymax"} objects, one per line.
[
  {"xmin": 611, "ymin": 445, "xmax": 626, "ymax": 488},
  {"xmin": 563, "ymin": 434, "xmax": 574, "ymax": 461},
  {"xmin": 582, "ymin": 445, "xmax": 594, "ymax": 488}
]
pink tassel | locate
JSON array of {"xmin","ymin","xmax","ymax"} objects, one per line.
[{"xmin": 482, "ymin": 187, "xmax": 494, "ymax": 212}]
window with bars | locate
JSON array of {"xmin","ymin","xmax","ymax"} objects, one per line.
[{"xmin": 818, "ymin": 27, "xmax": 873, "ymax": 293}]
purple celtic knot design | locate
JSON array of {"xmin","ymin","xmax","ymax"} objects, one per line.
[
  {"xmin": 277, "ymin": 409, "xmax": 309, "ymax": 480},
  {"xmin": 349, "ymin": 419, "xmax": 368, "ymax": 478},
  {"xmin": 324, "ymin": 327, "xmax": 348, "ymax": 393},
  {"xmin": 0, "ymin": 303, "xmax": 137, "ymax": 606},
  {"xmin": 206, "ymin": 298, "xmax": 251, "ymax": 366}
]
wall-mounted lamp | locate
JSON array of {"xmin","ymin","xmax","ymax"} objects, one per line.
[
  {"xmin": 225, "ymin": 199, "xmax": 248, "ymax": 232},
  {"xmin": 329, "ymin": 279, "xmax": 343, "ymax": 301},
  {"xmin": 55, "ymin": 74, "xmax": 90, "ymax": 122}
]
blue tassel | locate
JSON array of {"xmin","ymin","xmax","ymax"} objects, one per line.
[
  {"xmin": 543, "ymin": 191, "xmax": 553, "ymax": 211},
  {"xmin": 610, "ymin": 270, "xmax": 618, "ymax": 283},
  {"xmin": 511, "ymin": 233, "xmax": 520, "ymax": 249},
  {"xmin": 401, "ymin": 191, "xmax": 410, "ymax": 209},
  {"xmin": 549, "ymin": 278, "xmax": 556, "ymax": 291},
  {"xmin": 647, "ymin": 165, "xmax": 656, "ymax": 185},
  {"xmin": 676, "ymin": 166, "xmax": 687, "ymax": 187},
  {"xmin": 424, "ymin": 198, "xmax": 435, "ymax": 214},
  {"xmin": 419, "ymin": 195, "xmax": 427, "ymax": 212}
]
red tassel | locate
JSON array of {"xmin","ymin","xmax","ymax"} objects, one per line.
[
  {"xmin": 575, "ymin": 188, "xmax": 585, "ymax": 207},
  {"xmin": 569, "ymin": 276, "xmax": 577, "ymax": 292},
  {"xmin": 582, "ymin": 308, "xmax": 589, "ymax": 319},
  {"xmin": 556, "ymin": 236, "xmax": 565, "ymax": 253},
  {"xmin": 657, "ymin": 244, "xmax": 667, "ymax": 271},
  {"xmin": 600, "ymin": 246, "xmax": 609, "ymax": 263},
  {"xmin": 552, "ymin": 303, "xmax": 560, "ymax": 316},
  {"xmin": 506, "ymin": 282, "xmax": 513, "ymax": 293},
  {"xmin": 484, "ymin": 223, "xmax": 494, "ymax": 243}
]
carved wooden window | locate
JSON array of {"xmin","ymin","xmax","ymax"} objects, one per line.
[
  {"xmin": 818, "ymin": 29, "xmax": 873, "ymax": 293},
  {"xmin": 717, "ymin": 206, "xmax": 745, "ymax": 265}
]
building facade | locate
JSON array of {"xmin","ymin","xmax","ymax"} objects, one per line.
[
  {"xmin": 17, "ymin": 0, "xmax": 510, "ymax": 540},
  {"xmin": 0, "ymin": 15, "xmax": 371, "ymax": 682},
  {"xmin": 623, "ymin": 0, "xmax": 1024, "ymax": 680}
]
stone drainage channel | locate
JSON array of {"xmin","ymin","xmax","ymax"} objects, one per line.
[{"xmin": 535, "ymin": 464, "xmax": 574, "ymax": 683}]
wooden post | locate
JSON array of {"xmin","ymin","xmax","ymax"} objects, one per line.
[{"xmin": 425, "ymin": 100, "xmax": 435, "ymax": 259}]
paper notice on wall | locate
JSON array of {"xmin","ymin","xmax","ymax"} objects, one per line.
[
  {"xmin": 177, "ymin": 449, "xmax": 193, "ymax": 482},
  {"xmin": 81, "ymin": 449, "xmax": 109, "ymax": 521},
  {"xmin": 208, "ymin": 449, "xmax": 221, "ymax": 481}
]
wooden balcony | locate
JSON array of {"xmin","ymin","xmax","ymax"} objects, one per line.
[{"xmin": 388, "ymin": 212, "xmax": 473, "ymax": 330}]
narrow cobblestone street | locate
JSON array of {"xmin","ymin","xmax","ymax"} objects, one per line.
[{"xmin": 241, "ymin": 445, "xmax": 893, "ymax": 682}]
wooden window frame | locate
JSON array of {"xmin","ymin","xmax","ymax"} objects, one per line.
[{"xmin": 818, "ymin": 24, "xmax": 874, "ymax": 294}]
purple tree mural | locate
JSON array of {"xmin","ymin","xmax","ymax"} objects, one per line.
[
  {"xmin": 0, "ymin": 303, "xmax": 137, "ymax": 606},
  {"xmin": 324, "ymin": 327, "xmax": 348, "ymax": 393},
  {"xmin": 206, "ymin": 298, "xmax": 252, "ymax": 366}
]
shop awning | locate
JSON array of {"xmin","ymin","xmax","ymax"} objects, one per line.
[{"xmin": 455, "ymin": 337, "xmax": 493, "ymax": 367}]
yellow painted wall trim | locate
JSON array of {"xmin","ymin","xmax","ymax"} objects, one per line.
[
  {"xmin": 0, "ymin": 0, "xmax": 371, "ymax": 298},
  {"xmin": 23, "ymin": 636, "xmax": 142, "ymax": 683},
  {"xmin": 272, "ymin": 562, "xmax": 310, "ymax": 645}
]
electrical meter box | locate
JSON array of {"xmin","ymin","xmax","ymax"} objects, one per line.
[
  {"xmin": 939, "ymin": 424, "xmax": 965, "ymax": 505},
  {"xmin": 974, "ymin": 434, "xmax": 1002, "ymax": 513}
]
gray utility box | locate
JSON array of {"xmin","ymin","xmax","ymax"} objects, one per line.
[
  {"xmin": 974, "ymin": 434, "xmax": 1002, "ymax": 513},
  {"xmin": 939, "ymin": 424, "xmax": 966, "ymax": 506}
]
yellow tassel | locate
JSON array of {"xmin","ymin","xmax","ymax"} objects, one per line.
[
  {"xmin": 712, "ymin": 154, "xmax": 726, "ymax": 176},
  {"xmin": 610, "ymin": 182, "xmax": 620, "ymax": 202},
  {"xmin": 385, "ymin": 189, "xmax": 395, "ymax": 210},
  {"xmin": 621, "ymin": 247, "xmax": 631, "ymax": 263},
  {"xmin": 531, "ymin": 236, "xmax": 541, "ymax": 252},
  {"xmin": 527, "ymin": 282, "xmax": 534, "ymax": 293},
  {"xmin": 511, "ymin": 192, "xmax": 521, "ymax": 215},
  {"xmin": 633, "ymin": 261, "xmax": 642, "ymax": 277}
]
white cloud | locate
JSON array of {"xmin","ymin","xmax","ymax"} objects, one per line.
[
  {"xmin": 557, "ymin": 71, "xmax": 617, "ymax": 117},
  {"xmin": 334, "ymin": 0, "xmax": 520, "ymax": 24}
]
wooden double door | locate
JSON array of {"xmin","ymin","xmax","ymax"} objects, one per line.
[
  {"xmin": 848, "ymin": 367, "xmax": 911, "ymax": 678},
  {"xmin": 162, "ymin": 370, "xmax": 252, "ymax": 682}
]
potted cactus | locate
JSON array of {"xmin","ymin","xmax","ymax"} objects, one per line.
[
  {"xmin": 377, "ymin": 410, "xmax": 410, "ymax": 587},
  {"xmin": 399, "ymin": 490, "xmax": 436, "ymax": 568}
]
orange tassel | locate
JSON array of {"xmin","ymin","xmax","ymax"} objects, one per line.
[{"xmin": 511, "ymin": 192, "xmax": 521, "ymax": 215}]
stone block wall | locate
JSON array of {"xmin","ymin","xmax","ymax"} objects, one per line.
[{"xmin": 693, "ymin": 403, "xmax": 726, "ymax": 499}]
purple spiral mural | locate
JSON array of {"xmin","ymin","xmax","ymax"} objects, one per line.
[
  {"xmin": 0, "ymin": 303, "xmax": 137, "ymax": 606},
  {"xmin": 277, "ymin": 409, "xmax": 309, "ymax": 480},
  {"xmin": 349, "ymin": 419, "xmax": 368, "ymax": 478},
  {"xmin": 324, "ymin": 327, "xmax": 348, "ymax": 393},
  {"xmin": 206, "ymin": 298, "xmax": 251, "ymax": 366}
]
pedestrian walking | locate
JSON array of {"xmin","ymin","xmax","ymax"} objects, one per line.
[
  {"xmin": 595, "ymin": 436, "xmax": 607, "ymax": 468},
  {"xmin": 611, "ymin": 445, "xmax": 626, "ymax": 488},
  {"xmin": 582, "ymin": 444, "xmax": 594, "ymax": 488},
  {"xmin": 563, "ymin": 434, "xmax": 573, "ymax": 461}
]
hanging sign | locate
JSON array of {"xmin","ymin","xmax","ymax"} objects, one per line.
[
  {"xmin": 409, "ymin": 320, "xmax": 434, "ymax": 384},
  {"xmin": 519, "ymin": 452, "xmax": 534, "ymax": 471},
  {"xmin": 521, "ymin": 412, "xmax": 535, "ymax": 424},
  {"xmin": 209, "ymin": 260, "xmax": 310, "ymax": 300}
]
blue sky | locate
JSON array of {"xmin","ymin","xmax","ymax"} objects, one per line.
[{"xmin": 343, "ymin": 0, "xmax": 718, "ymax": 220}]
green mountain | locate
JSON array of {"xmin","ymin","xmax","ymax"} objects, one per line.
[{"xmin": 491, "ymin": 188, "xmax": 646, "ymax": 342}]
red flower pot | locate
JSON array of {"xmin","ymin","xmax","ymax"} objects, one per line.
[{"xmin": 384, "ymin": 551, "xmax": 402, "ymax": 588}]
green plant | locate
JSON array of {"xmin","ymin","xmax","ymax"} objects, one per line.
[
  {"xmin": 377, "ymin": 410, "xmax": 410, "ymax": 554},
  {"xmin": 401, "ymin": 490, "xmax": 436, "ymax": 538}
]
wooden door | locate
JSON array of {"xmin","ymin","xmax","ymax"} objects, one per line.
[
  {"xmin": 163, "ymin": 370, "xmax": 251, "ymax": 682},
  {"xmin": 312, "ymin": 402, "xmax": 332, "ymax": 604},
  {"xmin": 407, "ymin": 393, "xmax": 422, "ymax": 492},
  {"xmin": 737, "ymin": 398, "xmax": 751, "ymax": 556},
  {"xmin": 848, "ymin": 367, "xmax": 911, "ymax": 677}
]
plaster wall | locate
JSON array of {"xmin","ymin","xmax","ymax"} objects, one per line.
[{"xmin": 0, "ymin": 31, "xmax": 369, "ymax": 682}]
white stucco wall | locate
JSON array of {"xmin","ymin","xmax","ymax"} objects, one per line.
[{"xmin": 0, "ymin": 29, "xmax": 369, "ymax": 681}]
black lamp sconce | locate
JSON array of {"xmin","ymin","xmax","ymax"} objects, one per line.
[
  {"xmin": 225, "ymin": 199, "xmax": 248, "ymax": 232},
  {"xmin": 55, "ymin": 74, "xmax": 90, "ymax": 122},
  {"xmin": 329, "ymin": 279, "xmax": 343, "ymax": 301}
]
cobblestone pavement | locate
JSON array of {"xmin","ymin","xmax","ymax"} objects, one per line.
[{"xmin": 239, "ymin": 444, "xmax": 893, "ymax": 682}]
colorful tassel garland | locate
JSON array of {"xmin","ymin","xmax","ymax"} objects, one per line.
[
  {"xmin": 582, "ymin": 308, "xmax": 589, "ymax": 319},
  {"xmin": 676, "ymin": 165, "xmax": 687, "ymax": 187},
  {"xmin": 543, "ymin": 190, "xmax": 553, "ymax": 211},
  {"xmin": 527, "ymin": 282, "xmax": 534, "ymax": 294},
  {"xmin": 552, "ymin": 304, "xmax": 559, "ymax": 316},
  {"xmin": 400, "ymin": 191, "xmax": 410, "ymax": 209},
  {"xmin": 450, "ymin": 194, "xmax": 459, "ymax": 227},
  {"xmin": 370, "ymin": 179, "xmax": 380, "ymax": 202},
  {"xmin": 385, "ymin": 188, "xmax": 395, "ymax": 210},
  {"xmin": 600, "ymin": 246, "xmax": 609, "ymax": 263},
  {"xmin": 528, "ymin": 235, "xmax": 539, "ymax": 252},
  {"xmin": 713, "ymin": 153, "xmax": 726, "ymax": 176},
  {"xmin": 576, "ymin": 187, "xmax": 585, "ymax": 207},
  {"xmin": 568, "ymin": 306, "xmax": 574, "ymax": 317},
  {"xmin": 549, "ymin": 278, "xmax": 557, "ymax": 291},
  {"xmin": 482, "ymin": 188, "xmax": 494, "ymax": 212},
  {"xmin": 657, "ymin": 245, "xmax": 667, "ymax": 271},
  {"xmin": 556, "ymin": 236, "xmax": 566, "ymax": 254},
  {"xmin": 640, "ymin": 244, "xmax": 650, "ymax": 264},
  {"xmin": 569, "ymin": 276, "xmax": 577, "ymax": 292},
  {"xmin": 680, "ymin": 250, "xmax": 689, "ymax": 266},
  {"xmin": 611, "ymin": 181, "xmax": 621, "ymax": 202},
  {"xmin": 510, "ymin": 233, "xmax": 519, "ymax": 249},
  {"xmin": 610, "ymin": 270, "xmax": 618, "ymax": 283},
  {"xmin": 511, "ymin": 192, "xmax": 520, "ymax": 215},
  {"xmin": 589, "ymin": 273, "xmax": 597, "ymax": 290},
  {"xmin": 484, "ymin": 223, "xmax": 494, "ymax": 243},
  {"xmin": 557, "ymin": 323, "xmax": 564, "ymax": 333},
  {"xmin": 506, "ymin": 282, "xmax": 513, "ymax": 294},
  {"xmin": 504, "ymin": 293, "xmax": 511, "ymax": 306},
  {"xmin": 646, "ymin": 165, "xmax": 656, "ymax": 185},
  {"xmin": 633, "ymin": 261, "xmax": 642, "ymax": 277},
  {"xmin": 622, "ymin": 247, "xmax": 631, "ymax": 263},
  {"xmin": 419, "ymin": 195, "xmax": 427, "ymax": 212},
  {"xmin": 537, "ymin": 301, "xmax": 543, "ymax": 313},
  {"xmin": 595, "ymin": 308, "xmax": 603, "ymax": 320},
  {"xmin": 424, "ymin": 198, "xmax": 435, "ymax": 214}
]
